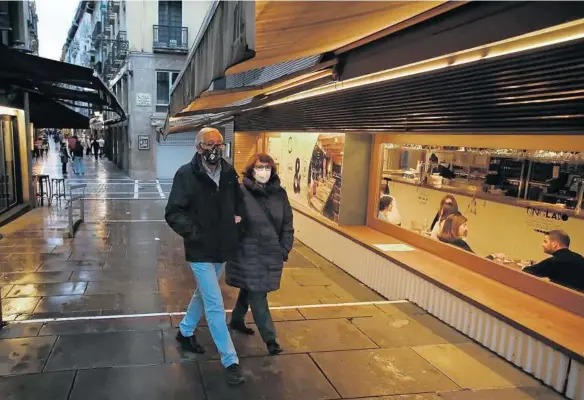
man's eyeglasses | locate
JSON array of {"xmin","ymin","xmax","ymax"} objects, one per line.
[{"xmin": 200, "ymin": 142, "xmax": 226, "ymax": 149}]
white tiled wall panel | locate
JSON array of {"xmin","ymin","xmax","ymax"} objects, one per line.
[{"xmin": 293, "ymin": 211, "xmax": 584, "ymax": 399}]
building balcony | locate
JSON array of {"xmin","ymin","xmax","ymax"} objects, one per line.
[{"xmin": 153, "ymin": 25, "xmax": 188, "ymax": 53}]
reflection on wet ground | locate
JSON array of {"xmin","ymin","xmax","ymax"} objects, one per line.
[{"xmin": 0, "ymin": 148, "xmax": 561, "ymax": 399}]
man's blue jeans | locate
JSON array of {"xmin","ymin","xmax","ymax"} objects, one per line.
[
  {"xmin": 179, "ymin": 262, "xmax": 239, "ymax": 368},
  {"xmin": 73, "ymin": 157, "xmax": 84, "ymax": 174}
]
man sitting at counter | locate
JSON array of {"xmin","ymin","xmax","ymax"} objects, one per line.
[{"xmin": 523, "ymin": 230, "xmax": 584, "ymax": 293}]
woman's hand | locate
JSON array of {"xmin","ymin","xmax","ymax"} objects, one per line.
[{"xmin": 235, "ymin": 216, "xmax": 242, "ymax": 224}]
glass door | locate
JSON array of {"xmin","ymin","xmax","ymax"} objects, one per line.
[{"xmin": 0, "ymin": 115, "xmax": 19, "ymax": 215}]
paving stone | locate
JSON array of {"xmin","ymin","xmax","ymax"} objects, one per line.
[
  {"xmin": 40, "ymin": 316, "xmax": 171, "ymax": 336},
  {"xmin": 244, "ymin": 308, "xmax": 305, "ymax": 323},
  {"xmin": 298, "ymin": 304, "xmax": 384, "ymax": 320},
  {"xmin": 311, "ymin": 348, "xmax": 460, "ymax": 398},
  {"xmin": 69, "ymin": 363, "xmax": 205, "ymax": 400},
  {"xmin": 285, "ymin": 249, "xmax": 317, "ymax": 268},
  {"xmin": 376, "ymin": 302, "xmax": 427, "ymax": 317},
  {"xmin": 0, "ymin": 371, "xmax": 75, "ymax": 400},
  {"xmin": 438, "ymin": 387, "xmax": 565, "ymax": 399},
  {"xmin": 0, "ymin": 272, "xmax": 73, "ymax": 285},
  {"xmin": 9, "ymin": 253, "xmax": 71, "ymax": 263},
  {"xmin": 275, "ymin": 319, "xmax": 378, "ymax": 353},
  {"xmin": 6, "ymin": 282, "xmax": 87, "ymax": 297},
  {"xmin": 0, "ymin": 322, "xmax": 43, "ymax": 339},
  {"xmin": 0, "ymin": 336, "xmax": 57, "ymax": 375},
  {"xmin": 0, "ymin": 261, "xmax": 42, "ymax": 273},
  {"xmin": 346, "ymin": 395, "xmax": 441, "ymax": 400},
  {"xmin": 44, "ymin": 331, "xmax": 164, "ymax": 371},
  {"xmin": 200, "ymin": 354, "xmax": 340, "ymax": 400},
  {"xmin": 33, "ymin": 294, "xmax": 123, "ymax": 314},
  {"xmin": 412, "ymin": 343, "xmax": 540, "ymax": 389},
  {"xmin": 352, "ymin": 314, "xmax": 469, "ymax": 348},
  {"xmin": 1, "ymin": 297, "xmax": 41, "ymax": 316},
  {"xmin": 289, "ymin": 269, "xmax": 335, "ymax": 286},
  {"xmin": 0, "ymin": 285, "xmax": 13, "ymax": 299},
  {"xmin": 37, "ymin": 260, "xmax": 105, "ymax": 272},
  {"xmin": 85, "ymin": 281, "xmax": 158, "ymax": 295}
]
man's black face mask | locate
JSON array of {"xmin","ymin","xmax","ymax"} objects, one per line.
[{"xmin": 202, "ymin": 145, "xmax": 222, "ymax": 165}]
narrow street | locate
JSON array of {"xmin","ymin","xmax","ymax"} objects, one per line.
[{"xmin": 0, "ymin": 149, "xmax": 564, "ymax": 399}]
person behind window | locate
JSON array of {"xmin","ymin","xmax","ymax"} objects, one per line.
[
  {"xmin": 378, "ymin": 195, "xmax": 401, "ymax": 226},
  {"xmin": 430, "ymin": 194, "xmax": 459, "ymax": 239},
  {"xmin": 523, "ymin": 230, "xmax": 584, "ymax": 293},
  {"xmin": 438, "ymin": 212, "xmax": 474, "ymax": 253}
]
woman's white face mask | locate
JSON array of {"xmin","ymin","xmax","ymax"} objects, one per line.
[{"xmin": 254, "ymin": 167, "xmax": 272, "ymax": 184}]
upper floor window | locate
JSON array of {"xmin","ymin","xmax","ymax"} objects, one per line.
[
  {"xmin": 158, "ymin": 1, "xmax": 182, "ymax": 27},
  {"xmin": 156, "ymin": 70, "xmax": 179, "ymax": 113}
]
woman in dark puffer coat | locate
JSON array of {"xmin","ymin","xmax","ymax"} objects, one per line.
[{"xmin": 226, "ymin": 153, "xmax": 294, "ymax": 355}]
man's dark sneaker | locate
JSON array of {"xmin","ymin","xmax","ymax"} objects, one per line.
[
  {"xmin": 230, "ymin": 320, "xmax": 255, "ymax": 335},
  {"xmin": 267, "ymin": 340, "xmax": 283, "ymax": 356},
  {"xmin": 226, "ymin": 363, "xmax": 245, "ymax": 385},
  {"xmin": 176, "ymin": 331, "xmax": 205, "ymax": 354}
]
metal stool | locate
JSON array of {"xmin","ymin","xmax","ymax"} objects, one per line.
[
  {"xmin": 51, "ymin": 178, "xmax": 67, "ymax": 206},
  {"xmin": 35, "ymin": 174, "xmax": 51, "ymax": 206}
]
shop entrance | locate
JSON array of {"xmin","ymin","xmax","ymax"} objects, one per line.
[{"xmin": 0, "ymin": 115, "xmax": 20, "ymax": 215}]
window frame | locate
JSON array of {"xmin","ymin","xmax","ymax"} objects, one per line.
[{"xmin": 155, "ymin": 70, "xmax": 180, "ymax": 111}]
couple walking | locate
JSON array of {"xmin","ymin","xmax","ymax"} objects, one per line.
[{"xmin": 165, "ymin": 127, "xmax": 294, "ymax": 385}]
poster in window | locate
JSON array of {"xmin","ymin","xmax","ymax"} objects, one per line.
[{"xmin": 279, "ymin": 132, "xmax": 345, "ymax": 222}]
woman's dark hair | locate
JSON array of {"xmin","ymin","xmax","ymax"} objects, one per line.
[
  {"xmin": 439, "ymin": 212, "xmax": 467, "ymax": 242},
  {"xmin": 244, "ymin": 153, "xmax": 277, "ymax": 180},
  {"xmin": 379, "ymin": 195, "xmax": 393, "ymax": 212}
]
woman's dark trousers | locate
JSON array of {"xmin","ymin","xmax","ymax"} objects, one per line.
[{"xmin": 231, "ymin": 289, "xmax": 276, "ymax": 343}]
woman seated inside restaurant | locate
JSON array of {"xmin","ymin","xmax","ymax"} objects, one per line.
[
  {"xmin": 378, "ymin": 195, "xmax": 401, "ymax": 225},
  {"xmin": 430, "ymin": 194, "xmax": 459, "ymax": 239},
  {"xmin": 438, "ymin": 212, "xmax": 474, "ymax": 253}
]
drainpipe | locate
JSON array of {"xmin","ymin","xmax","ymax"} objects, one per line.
[{"xmin": 8, "ymin": 1, "xmax": 28, "ymax": 51}]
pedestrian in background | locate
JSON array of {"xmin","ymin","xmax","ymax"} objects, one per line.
[
  {"xmin": 72, "ymin": 137, "xmax": 84, "ymax": 175},
  {"xmin": 91, "ymin": 137, "xmax": 100, "ymax": 161},
  {"xmin": 59, "ymin": 142, "xmax": 70, "ymax": 176},
  {"xmin": 98, "ymin": 136, "xmax": 105, "ymax": 158},
  {"xmin": 165, "ymin": 127, "xmax": 245, "ymax": 386},
  {"xmin": 226, "ymin": 153, "xmax": 294, "ymax": 356}
]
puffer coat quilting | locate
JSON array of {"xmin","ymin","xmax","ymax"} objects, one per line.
[{"xmin": 226, "ymin": 176, "xmax": 294, "ymax": 293}]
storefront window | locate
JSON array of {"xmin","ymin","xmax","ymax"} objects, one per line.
[
  {"xmin": 0, "ymin": 116, "xmax": 19, "ymax": 214},
  {"xmin": 266, "ymin": 133, "xmax": 345, "ymax": 223},
  {"xmin": 375, "ymin": 143, "xmax": 584, "ymax": 292}
]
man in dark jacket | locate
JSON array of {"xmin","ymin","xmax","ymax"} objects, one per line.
[
  {"xmin": 165, "ymin": 127, "xmax": 245, "ymax": 385},
  {"xmin": 523, "ymin": 230, "xmax": 584, "ymax": 293}
]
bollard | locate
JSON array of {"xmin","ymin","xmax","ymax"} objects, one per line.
[{"xmin": 67, "ymin": 184, "xmax": 87, "ymax": 238}]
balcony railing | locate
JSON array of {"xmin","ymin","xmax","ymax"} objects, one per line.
[{"xmin": 153, "ymin": 25, "xmax": 188, "ymax": 52}]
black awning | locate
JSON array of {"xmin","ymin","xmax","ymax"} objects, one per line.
[
  {"xmin": 0, "ymin": 44, "xmax": 125, "ymax": 119},
  {"xmin": 28, "ymin": 93, "xmax": 89, "ymax": 129}
]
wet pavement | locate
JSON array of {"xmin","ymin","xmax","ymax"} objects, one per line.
[{"xmin": 0, "ymin": 147, "xmax": 565, "ymax": 399}]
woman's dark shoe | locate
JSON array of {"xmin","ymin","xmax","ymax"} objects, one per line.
[
  {"xmin": 230, "ymin": 320, "xmax": 255, "ymax": 335},
  {"xmin": 267, "ymin": 340, "xmax": 283, "ymax": 356},
  {"xmin": 226, "ymin": 363, "xmax": 245, "ymax": 385},
  {"xmin": 176, "ymin": 330, "xmax": 205, "ymax": 354}
]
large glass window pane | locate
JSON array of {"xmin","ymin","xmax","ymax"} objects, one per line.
[
  {"xmin": 0, "ymin": 116, "xmax": 17, "ymax": 214},
  {"xmin": 156, "ymin": 71, "xmax": 170, "ymax": 105},
  {"xmin": 374, "ymin": 143, "xmax": 584, "ymax": 293}
]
